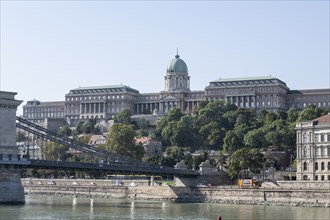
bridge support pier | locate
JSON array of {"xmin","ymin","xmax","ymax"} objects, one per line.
[{"xmin": 0, "ymin": 91, "xmax": 25, "ymax": 204}]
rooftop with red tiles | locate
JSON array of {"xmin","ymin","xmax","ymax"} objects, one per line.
[{"xmin": 312, "ymin": 113, "xmax": 330, "ymax": 125}]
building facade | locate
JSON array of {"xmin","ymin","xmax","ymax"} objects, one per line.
[
  {"xmin": 65, "ymin": 85, "xmax": 139, "ymax": 121},
  {"xmin": 22, "ymin": 99, "xmax": 65, "ymax": 124},
  {"xmin": 23, "ymin": 53, "xmax": 330, "ymax": 123},
  {"xmin": 296, "ymin": 114, "xmax": 330, "ymax": 181},
  {"xmin": 205, "ymin": 76, "xmax": 289, "ymax": 111}
]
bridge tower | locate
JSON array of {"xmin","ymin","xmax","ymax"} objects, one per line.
[{"xmin": 0, "ymin": 91, "xmax": 25, "ymax": 204}]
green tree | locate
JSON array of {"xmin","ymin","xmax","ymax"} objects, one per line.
[
  {"xmin": 137, "ymin": 118, "xmax": 149, "ymax": 137},
  {"xmin": 244, "ymin": 128, "xmax": 268, "ymax": 148},
  {"xmin": 155, "ymin": 108, "xmax": 183, "ymax": 146},
  {"xmin": 17, "ymin": 131, "xmax": 28, "ymax": 142},
  {"xmin": 195, "ymin": 100, "xmax": 229, "ymax": 149},
  {"xmin": 297, "ymin": 104, "xmax": 324, "ymax": 122},
  {"xmin": 58, "ymin": 124, "xmax": 72, "ymax": 136},
  {"xmin": 174, "ymin": 115, "xmax": 202, "ymax": 150},
  {"xmin": 165, "ymin": 146, "xmax": 185, "ymax": 162},
  {"xmin": 199, "ymin": 121, "xmax": 225, "ymax": 149},
  {"xmin": 105, "ymin": 124, "xmax": 144, "ymax": 159},
  {"xmin": 227, "ymin": 148, "xmax": 264, "ymax": 179},
  {"xmin": 113, "ymin": 109, "xmax": 132, "ymax": 124},
  {"xmin": 191, "ymin": 151, "xmax": 209, "ymax": 170},
  {"xmin": 40, "ymin": 141, "xmax": 69, "ymax": 161},
  {"xmin": 75, "ymin": 121, "xmax": 84, "ymax": 135},
  {"xmin": 161, "ymin": 121, "xmax": 177, "ymax": 146},
  {"xmin": 287, "ymin": 107, "xmax": 299, "ymax": 123},
  {"xmin": 265, "ymin": 119, "xmax": 295, "ymax": 150}
]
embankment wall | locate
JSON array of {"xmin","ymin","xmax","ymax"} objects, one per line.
[{"xmin": 22, "ymin": 179, "xmax": 330, "ymax": 207}]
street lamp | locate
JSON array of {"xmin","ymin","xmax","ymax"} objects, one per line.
[{"xmin": 290, "ymin": 154, "xmax": 293, "ymax": 181}]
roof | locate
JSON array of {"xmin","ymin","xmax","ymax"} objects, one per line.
[
  {"xmin": 312, "ymin": 114, "xmax": 330, "ymax": 125},
  {"xmin": 67, "ymin": 85, "xmax": 139, "ymax": 95},
  {"xmin": 25, "ymin": 100, "xmax": 65, "ymax": 107},
  {"xmin": 135, "ymin": 136, "xmax": 151, "ymax": 144},
  {"xmin": 167, "ymin": 54, "xmax": 188, "ymax": 74},
  {"xmin": 211, "ymin": 76, "xmax": 277, "ymax": 83},
  {"xmin": 287, "ymin": 89, "xmax": 330, "ymax": 95}
]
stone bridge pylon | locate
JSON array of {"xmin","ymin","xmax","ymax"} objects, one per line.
[{"xmin": 0, "ymin": 91, "xmax": 25, "ymax": 204}]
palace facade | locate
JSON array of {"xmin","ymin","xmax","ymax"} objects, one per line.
[
  {"xmin": 23, "ymin": 53, "xmax": 330, "ymax": 123},
  {"xmin": 296, "ymin": 114, "xmax": 330, "ymax": 181}
]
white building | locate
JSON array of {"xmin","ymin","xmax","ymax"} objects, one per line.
[{"xmin": 296, "ymin": 113, "xmax": 330, "ymax": 181}]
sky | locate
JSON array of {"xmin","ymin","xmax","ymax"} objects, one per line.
[{"xmin": 1, "ymin": 1, "xmax": 329, "ymax": 115}]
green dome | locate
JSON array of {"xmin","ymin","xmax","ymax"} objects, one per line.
[{"xmin": 166, "ymin": 54, "xmax": 188, "ymax": 74}]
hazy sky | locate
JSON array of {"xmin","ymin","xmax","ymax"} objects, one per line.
[{"xmin": 1, "ymin": 1, "xmax": 329, "ymax": 115}]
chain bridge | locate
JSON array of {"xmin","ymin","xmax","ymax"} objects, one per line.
[{"xmin": 14, "ymin": 116, "xmax": 198, "ymax": 177}]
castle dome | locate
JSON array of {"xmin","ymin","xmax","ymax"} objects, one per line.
[{"xmin": 166, "ymin": 54, "xmax": 188, "ymax": 74}]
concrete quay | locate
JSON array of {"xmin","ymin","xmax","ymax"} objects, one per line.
[{"xmin": 22, "ymin": 179, "xmax": 330, "ymax": 208}]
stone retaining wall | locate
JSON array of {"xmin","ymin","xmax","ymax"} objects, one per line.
[{"xmin": 22, "ymin": 179, "xmax": 330, "ymax": 207}]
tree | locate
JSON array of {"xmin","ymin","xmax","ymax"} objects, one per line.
[
  {"xmin": 58, "ymin": 124, "xmax": 72, "ymax": 136},
  {"xmin": 223, "ymin": 130, "xmax": 241, "ymax": 154},
  {"xmin": 227, "ymin": 148, "xmax": 264, "ymax": 179},
  {"xmin": 40, "ymin": 141, "xmax": 69, "ymax": 161},
  {"xmin": 297, "ymin": 104, "xmax": 324, "ymax": 122},
  {"xmin": 174, "ymin": 115, "xmax": 202, "ymax": 149},
  {"xmin": 113, "ymin": 109, "xmax": 132, "ymax": 124},
  {"xmin": 75, "ymin": 121, "xmax": 84, "ymax": 135},
  {"xmin": 199, "ymin": 121, "xmax": 225, "ymax": 149},
  {"xmin": 137, "ymin": 118, "xmax": 149, "ymax": 137},
  {"xmin": 165, "ymin": 146, "xmax": 185, "ymax": 162},
  {"xmin": 287, "ymin": 107, "xmax": 298, "ymax": 123},
  {"xmin": 17, "ymin": 131, "xmax": 28, "ymax": 142},
  {"xmin": 155, "ymin": 108, "xmax": 183, "ymax": 146},
  {"xmin": 105, "ymin": 124, "xmax": 144, "ymax": 159},
  {"xmin": 161, "ymin": 121, "xmax": 177, "ymax": 146},
  {"xmin": 244, "ymin": 128, "xmax": 268, "ymax": 148},
  {"xmin": 195, "ymin": 100, "xmax": 229, "ymax": 149},
  {"xmin": 265, "ymin": 119, "xmax": 295, "ymax": 150},
  {"xmin": 191, "ymin": 151, "xmax": 208, "ymax": 170}
]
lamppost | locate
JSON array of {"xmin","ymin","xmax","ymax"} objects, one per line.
[
  {"xmin": 272, "ymin": 161, "xmax": 275, "ymax": 182},
  {"xmin": 290, "ymin": 154, "xmax": 293, "ymax": 181}
]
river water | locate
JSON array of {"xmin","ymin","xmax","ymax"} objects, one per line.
[{"xmin": 0, "ymin": 195, "xmax": 329, "ymax": 220}]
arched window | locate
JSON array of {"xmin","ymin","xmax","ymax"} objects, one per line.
[
  {"xmin": 321, "ymin": 162, "xmax": 325, "ymax": 170},
  {"xmin": 315, "ymin": 162, "xmax": 318, "ymax": 170},
  {"xmin": 303, "ymin": 162, "xmax": 307, "ymax": 171}
]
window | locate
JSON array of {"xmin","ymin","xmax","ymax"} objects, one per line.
[
  {"xmin": 315, "ymin": 162, "xmax": 318, "ymax": 170},
  {"xmin": 303, "ymin": 133, "xmax": 308, "ymax": 143},
  {"xmin": 303, "ymin": 162, "xmax": 307, "ymax": 170},
  {"xmin": 303, "ymin": 147, "xmax": 308, "ymax": 157},
  {"xmin": 314, "ymin": 135, "xmax": 319, "ymax": 142},
  {"xmin": 321, "ymin": 147, "xmax": 325, "ymax": 156},
  {"xmin": 321, "ymin": 175, "xmax": 324, "ymax": 181},
  {"xmin": 321, "ymin": 135, "xmax": 325, "ymax": 142},
  {"xmin": 327, "ymin": 134, "xmax": 330, "ymax": 142},
  {"xmin": 328, "ymin": 162, "xmax": 330, "ymax": 170},
  {"xmin": 328, "ymin": 175, "xmax": 330, "ymax": 181},
  {"xmin": 321, "ymin": 162, "xmax": 325, "ymax": 170},
  {"xmin": 303, "ymin": 175, "xmax": 308, "ymax": 180},
  {"xmin": 315, "ymin": 175, "xmax": 318, "ymax": 181}
]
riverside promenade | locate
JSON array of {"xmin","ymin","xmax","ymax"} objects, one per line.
[{"xmin": 22, "ymin": 179, "xmax": 330, "ymax": 208}]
